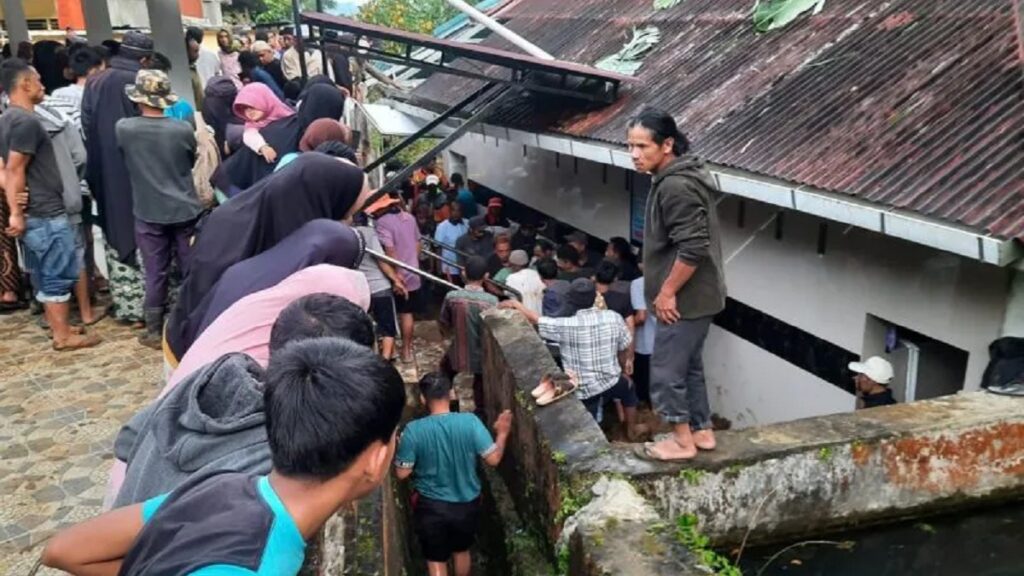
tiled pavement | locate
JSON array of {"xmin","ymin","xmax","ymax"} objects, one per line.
[
  {"xmin": 0, "ymin": 310, "xmax": 163, "ymax": 575},
  {"xmin": 0, "ymin": 309, "xmax": 446, "ymax": 576}
]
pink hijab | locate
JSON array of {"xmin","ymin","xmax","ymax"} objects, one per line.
[
  {"xmin": 104, "ymin": 265, "xmax": 371, "ymax": 507},
  {"xmin": 233, "ymin": 83, "xmax": 295, "ymax": 129}
]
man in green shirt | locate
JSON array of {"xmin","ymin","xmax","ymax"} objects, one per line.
[{"xmin": 395, "ymin": 373, "xmax": 512, "ymax": 576}]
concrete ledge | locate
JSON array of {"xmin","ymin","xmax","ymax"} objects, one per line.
[
  {"xmin": 634, "ymin": 392, "xmax": 1024, "ymax": 545},
  {"xmin": 479, "ymin": 310, "xmax": 1024, "ymax": 572}
]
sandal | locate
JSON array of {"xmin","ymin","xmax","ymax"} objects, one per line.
[
  {"xmin": 536, "ymin": 373, "xmax": 577, "ymax": 406},
  {"xmin": 531, "ymin": 373, "xmax": 556, "ymax": 399},
  {"xmin": 692, "ymin": 429, "xmax": 717, "ymax": 451},
  {"xmin": 81, "ymin": 306, "xmax": 109, "ymax": 326},
  {"xmin": 53, "ymin": 333, "xmax": 103, "ymax": 352},
  {"xmin": 633, "ymin": 437, "xmax": 698, "ymax": 462}
]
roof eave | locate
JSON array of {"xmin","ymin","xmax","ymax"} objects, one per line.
[{"xmin": 388, "ymin": 100, "xmax": 1022, "ymax": 267}]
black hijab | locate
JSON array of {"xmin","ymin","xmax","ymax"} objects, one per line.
[
  {"xmin": 194, "ymin": 219, "xmax": 364, "ymax": 336},
  {"xmin": 211, "ymin": 83, "xmax": 346, "ymax": 196},
  {"xmin": 202, "ymin": 77, "xmax": 240, "ymax": 155},
  {"xmin": 166, "ymin": 153, "xmax": 365, "ymax": 361}
]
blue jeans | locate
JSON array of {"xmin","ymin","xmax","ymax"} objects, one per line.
[{"xmin": 23, "ymin": 215, "xmax": 79, "ymax": 303}]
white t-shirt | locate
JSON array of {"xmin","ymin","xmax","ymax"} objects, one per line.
[
  {"xmin": 631, "ymin": 277, "xmax": 656, "ymax": 355},
  {"xmin": 507, "ymin": 268, "xmax": 545, "ymax": 316}
]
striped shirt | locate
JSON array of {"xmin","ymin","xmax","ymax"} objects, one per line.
[{"xmin": 537, "ymin": 308, "xmax": 631, "ymax": 400}]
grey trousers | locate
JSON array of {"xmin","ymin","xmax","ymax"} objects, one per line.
[{"xmin": 650, "ymin": 316, "xmax": 713, "ymax": 428}]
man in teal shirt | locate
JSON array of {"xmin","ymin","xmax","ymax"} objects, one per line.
[{"xmin": 396, "ymin": 373, "xmax": 512, "ymax": 576}]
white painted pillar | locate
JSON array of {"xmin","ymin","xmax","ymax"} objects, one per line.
[
  {"xmin": 2, "ymin": 0, "xmax": 29, "ymax": 48},
  {"xmin": 145, "ymin": 0, "xmax": 194, "ymax": 107},
  {"xmin": 1000, "ymin": 262, "xmax": 1024, "ymax": 337},
  {"xmin": 81, "ymin": 0, "xmax": 113, "ymax": 43}
]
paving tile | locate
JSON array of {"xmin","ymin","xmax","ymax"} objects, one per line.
[{"xmin": 0, "ymin": 310, "xmax": 162, "ymax": 560}]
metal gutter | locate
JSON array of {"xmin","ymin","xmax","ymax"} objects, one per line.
[{"xmin": 388, "ymin": 100, "xmax": 1020, "ymax": 267}]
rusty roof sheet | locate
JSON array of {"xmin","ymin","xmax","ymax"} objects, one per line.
[{"xmin": 414, "ymin": 0, "xmax": 1024, "ymax": 241}]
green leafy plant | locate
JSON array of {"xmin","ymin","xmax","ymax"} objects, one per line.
[
  {"xmin": 552, "ymin": 451, "xmax": 567, "ymax": 465},
  {"xmin": 752, "ymin": 0, "xmax": 826, "ymax": 33},
  {"xmin": 595, "ymin": 26, "xmax": 661, "ymax": 76},
  {"xmin": 675, "ymin": 514, "xmax": 743, "ymax": 576},
  {"xmin": 556, "ymin": 544, "xmax": 570, "ymax": 575},
  {"xmin": 679, "ymin": 468, "xmax": 705, "ymax": 486},
  {"xmin": 817, "ymin": 446, "xmax": 834, "ymax": 462},
  {"xmin": 654, "ymin": 0, "xmax": 683, "ymax": 9}
]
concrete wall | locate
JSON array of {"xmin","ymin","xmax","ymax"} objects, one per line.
[
  {"xmin": 450, "ymin": 134, "xmax": 1012, "ymax": 428},
  {"xmin": 478, "ymin": 311, "xmax": 1024, "ymax": 568}
]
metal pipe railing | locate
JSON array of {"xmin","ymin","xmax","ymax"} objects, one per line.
[
  {"xmin": 365, "ymin": 248, "xmax": 523, "ymax": 301},
  {"xmin": 366, "ymin": 248, "xmax": 461, "ymax": 291}
]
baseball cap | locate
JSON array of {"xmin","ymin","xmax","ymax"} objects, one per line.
[
  {"xmin": 487, "ymin": 197, "xmax": 503, "ymax": 208},
  {"xmin": 364, "ymin": 194, "xmax": 400, "ymax": 214},
  {"xmin": 849, "ymin": 356, "xmax": 894, "ymax": 385},
  {"xmin": 567, "ymin": 278, "xmax": 597, "ymax": 310},
  {"xmin": 425, "ymin": 174, "xmax": 440, "ymax": 186},
  {"xmin": 469, "ymin": 216, "xmax": 487, "ymax": 231},
  {"xmin": 120, "ymin": 31, "xmax": 154, "ymax": 60},
  {"xmin": 509, "ymin": 250, "xmax": 529, "ymax": 267}
]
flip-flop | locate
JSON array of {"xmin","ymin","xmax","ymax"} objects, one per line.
[
  {"xmin": 82, "ymin": 307, "xmax": 109, "ymax": 326},
  {"xmin": 531, "ymin": 374, "xmax": 555, "ymax": 399},
  {"xmin": 633, "ymin": 438, "xmax": 698, "ymax": 462},
  {"xmin": 536, "ymin": 374, "xmax": 577, "ymax": 406}
]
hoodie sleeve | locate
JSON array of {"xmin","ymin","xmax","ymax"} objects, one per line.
[
  {"xmin": 114, "ymin": 403, "xmax": 156, "ymax": 463},
  {"xmin": 658, "ymin": 177, "xmax": 711, "ymax": 266}
]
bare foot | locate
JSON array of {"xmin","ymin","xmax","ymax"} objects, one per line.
[
  {"xmin": 640, "ymin": 436, "xmax": 698, "ymax": 461},
  {"xmin": 692, "ymin": 429, "xmax": 717, "ymax": 451},
  {"xmin": 53, "ymin": 333, "xmax": 103, "ymax": 351}
]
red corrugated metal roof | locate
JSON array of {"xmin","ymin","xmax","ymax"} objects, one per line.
[{"xmin": 414, "ymin": 0, "xmax": 1024, "ymax": 241}]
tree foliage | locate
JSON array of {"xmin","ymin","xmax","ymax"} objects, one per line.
[
  {"xmin": 356, "ymin": 0, "xmax": 458, "ymax": 35},
  {"xmin": 226, "ymin": 0, "xmax": 338, "ymax": 25}
]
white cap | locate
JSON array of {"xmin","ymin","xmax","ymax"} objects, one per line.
[
  {"xmin": 425, "ymin": 174, "xmax": 441, "ymax": 186},
  {"xmin": 849, "ymin": 356, "xmax": 894, "ymax": 385}
]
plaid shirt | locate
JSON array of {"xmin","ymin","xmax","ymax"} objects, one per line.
[{"xmin": 538, "ymin": 308, "xmax": 631, "ymax": 400}]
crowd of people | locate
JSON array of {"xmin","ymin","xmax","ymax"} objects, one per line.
[{"xmin": 1, "ymin": 25, "xmax": 738, "ymax": 576}]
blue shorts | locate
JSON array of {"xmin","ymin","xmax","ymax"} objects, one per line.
[{"xmin": 23, "ymin": 215, "xmax": 80, "ymax": 303}]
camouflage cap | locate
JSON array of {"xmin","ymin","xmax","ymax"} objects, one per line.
[{"xmin": 125, "ymin": 69, "xmax": 178, "ymax": 109}]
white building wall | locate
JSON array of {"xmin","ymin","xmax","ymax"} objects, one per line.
[{"xmin": 448, "ymin": 133, "xmax": 1011, "ymax": 428}]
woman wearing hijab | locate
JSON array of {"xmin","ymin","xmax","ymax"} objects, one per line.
[
  {"xmin": 275, "ymin": 118, "xmax": 351, "ymax": 171},
  {"xmin": 234, "ymin": 83, "xmax": 294, "ymax": 165},
  {"xmin": 211, "ymin": 83, "xmax": 345, "ymax": 196},
  {"xmin": 193, "ymin": 219, "xmax": 364, "ymax": 338},
  {"xmin": 165, "ymin": 152, "xmax": 370, "ymax": 363},
  {"xmin": 201, "ymin": 77, "xmax": 241, "ymax": 157},
  {"xmin": 104, "ymin": 263, "xmax": 371, "ymax": 507}
]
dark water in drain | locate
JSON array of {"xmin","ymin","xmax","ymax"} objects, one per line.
[{"xmin": 737, "ymin": 501, "xmax": 1024, "ymax": 576}]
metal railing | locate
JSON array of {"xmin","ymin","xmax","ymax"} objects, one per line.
[{"xmin": 364, "ymin": 246, "xmax": 523, "ymax": 301}]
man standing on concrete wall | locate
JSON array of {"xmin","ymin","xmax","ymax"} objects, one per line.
[{"xmin": 628, "ymin": 108, "xmax": 726, "ymax": 461}]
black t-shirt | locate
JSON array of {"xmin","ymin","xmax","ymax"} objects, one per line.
[
  {"xmin": 602, "ymin": 289, "xmax": 634, "ymax": 321},
  {"xmin": 862, "ymin": 388, "xmax": 897, "ymax": 409},
  {"xmin": 0, "ymin": 106, "xmax": 65, "ymax": 218}
]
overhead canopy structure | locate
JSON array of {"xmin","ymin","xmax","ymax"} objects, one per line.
[
  {"xmin": 295, "ymin": 10, "xmax": 635, "ymax": 199},
  {"xmin": 299, "ymin": 12, "xmax": 632, "ymax": 103}
]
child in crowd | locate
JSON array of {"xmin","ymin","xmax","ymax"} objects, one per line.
[
  {"xmin": 42, "ymin": 338, "xmax": 406, "ymax": 575},
  {"xmin": 116, "ymin": 69, "xmax": 204, "ymax": 348},
  {"xmin": 232, "ymin": 82, "xmax": 294, "ymax": 164}
]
